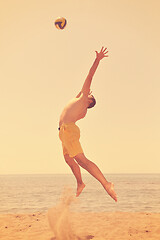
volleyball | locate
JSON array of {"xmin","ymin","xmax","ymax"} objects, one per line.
[{"xmin": 55, "ymin": 17, "xmax": 67, "ymax": 30}]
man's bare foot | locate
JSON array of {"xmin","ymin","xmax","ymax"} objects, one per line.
[
  {"xmin": 76, "ymin": 182, "xmax": 85, "ymax": 197},
  {"xmin": 104, "ymin": 182, "xmax": 117, "ymax": 202}
]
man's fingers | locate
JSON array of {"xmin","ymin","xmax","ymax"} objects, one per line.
[
  {"xmin": 104, "ymin": 50, "xmax": 108, "ymax": 55},
  {"xmin": 101, "ymin": 46, "xmax": 104, "ymax": 52},
  {"xmin": 103, "ymin": 47, "xmax": 107, "ymax": 52},
  {"xmin": 96, "ymin": 47, "xmax": 109, "ymax": 59}
]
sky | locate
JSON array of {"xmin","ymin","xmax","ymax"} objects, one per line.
[{"xmin": 0, "ymin": 0, "xmax": 160, "ymax": 174}]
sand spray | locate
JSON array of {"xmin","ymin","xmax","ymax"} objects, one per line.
[{"xmin": 48, "ymin": 188, "xmax": 81, "ymax": 240}]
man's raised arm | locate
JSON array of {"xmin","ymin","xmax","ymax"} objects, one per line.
[{"xmin": 81, "ymin": 47, "xmax": 109, "ymax": 95}]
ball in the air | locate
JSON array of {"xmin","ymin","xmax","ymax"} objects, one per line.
[{"xmin": 55, "ymin": 17, "xmax": 67, "ymax": 30}]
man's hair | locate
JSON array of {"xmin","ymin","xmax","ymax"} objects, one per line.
[{"xmin": 88, "ymin": 95, "xmax": 96, "ymax": 109}]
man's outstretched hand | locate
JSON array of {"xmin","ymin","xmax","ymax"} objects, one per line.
[{"xmin": 95, "ymin": 47, "xmax": 109, "ymax": 61}]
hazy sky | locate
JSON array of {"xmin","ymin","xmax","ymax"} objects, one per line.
[{"xmin": 0, "ymin": 0, "xmax": 160, "ymax": 174}]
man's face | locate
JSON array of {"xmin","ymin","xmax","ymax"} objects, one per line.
[
  {"xmin": 88, "ymin": 94, "xmax": 93, "ymax": 105},
  {"xmin": 87, "ymin": 95, "xmax": 96, "ymax": 109},
  {"xmin": 87, "ymin": 94, "xmax": 96, "ymax": 109}
]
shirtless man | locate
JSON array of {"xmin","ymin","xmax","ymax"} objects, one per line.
[{"xmin": 58, "ymin": 47, "xmax": 117, "ymax": 202}]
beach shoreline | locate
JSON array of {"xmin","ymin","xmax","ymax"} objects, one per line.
[{"xmin": 0, "ymin": 212, "xmax": 160, "ymax": 240}]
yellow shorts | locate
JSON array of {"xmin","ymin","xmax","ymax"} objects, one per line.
[{"xmin": 59, "ymin": 122, "xmax": 83, "ymax": 158}]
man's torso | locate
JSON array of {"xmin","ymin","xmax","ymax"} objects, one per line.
[{"xmin": 59, "ymin": 93, "xmax": 88, "ymax": 127}]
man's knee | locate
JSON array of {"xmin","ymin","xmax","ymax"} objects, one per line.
[
  {"xmin": 64, "ymin": 154, "xmax": 74, "ymax": 166},
  {"xmin": 74, "ymin": 153, "xmax": 89, "ymax": 167}
]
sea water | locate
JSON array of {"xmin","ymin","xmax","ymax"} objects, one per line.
[{"xmin": 0, "ymin": 174, "xmax": 159, "ymax": 213}]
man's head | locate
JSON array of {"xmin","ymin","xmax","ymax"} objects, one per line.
[{"xmin": 87, "ymin": 95, "xmax": 96, "ymax": 109}]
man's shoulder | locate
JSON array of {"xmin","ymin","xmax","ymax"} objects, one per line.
[
  {"xmin": 76, "ymin": 91, "xmax": 89, "ymax": 99},
  {"xmin": 77, "ymin": 91, "xmax": 88, "ymax": 99}
]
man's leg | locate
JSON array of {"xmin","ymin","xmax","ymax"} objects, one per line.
[
  {"xmin": 74, "ymin": 153, "xmax": 117, "ymax": 202},
  {"xmin": 64, "ymin": 154, "xmax": 85, "ymax": 197}
]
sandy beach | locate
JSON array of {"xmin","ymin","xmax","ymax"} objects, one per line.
[{"xmin": 0, "ymin": 212, "xmax": 160, "ymax": 240}]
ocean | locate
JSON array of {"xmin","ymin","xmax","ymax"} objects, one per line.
[{"xmin": 0, "ymin": 174, "xmax": 159, "ymax": 214}]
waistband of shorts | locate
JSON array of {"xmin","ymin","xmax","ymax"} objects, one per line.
[{"xmin": 58, "ymin": 122, "xmax": 76, "ymax": 131}]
